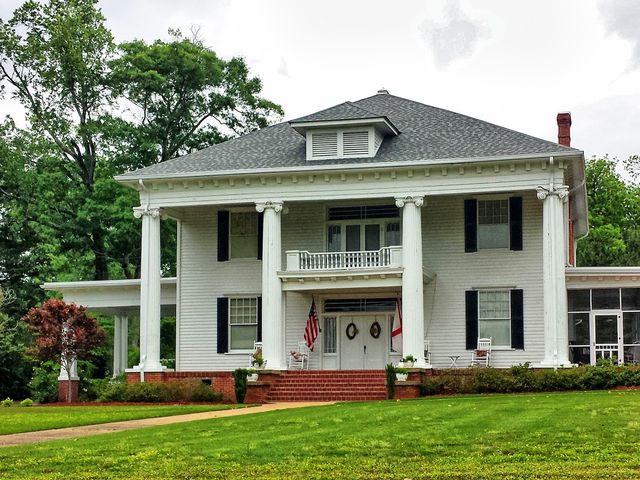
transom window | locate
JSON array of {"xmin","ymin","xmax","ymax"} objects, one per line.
[
  {"xmin": 477, "ymin": 199, "xmax": 509, "ymax": 249},
  {"xmin": 230, "ymin": 211, "xmax": 258, "ymax": 259},
  {"xmin": 229, "ymin": 297, "xmax": 258, "ymax": 350},
  {"xmin": 478, "ymin": 290, "xmax": 511, "ymax": 347}
]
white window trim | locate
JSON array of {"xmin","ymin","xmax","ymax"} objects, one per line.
[
  {"xmin": 227, "ymin": 296, "xmax": 259, "ymax": 353},
  {"xmin": 477, "ymin": 289, "xmax": 512, "ymax": 348},
  {"xmin": 476, "ymin": 197, "xmax": 510, "ymax": 250},
  {"xmin": 324, "ymin": 206, "xmax": 401, "ymax": 252}
]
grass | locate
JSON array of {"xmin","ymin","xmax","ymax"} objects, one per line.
[
  {"xmin": 0, "ymin": 404, "xmax": 244, "ymax": 435},
  {"xmin": 1, "ymin": 391, "xmax": 640, "ymax": 479}
]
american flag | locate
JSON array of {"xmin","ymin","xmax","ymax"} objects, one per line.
[
  {"xmin": 304, "ymin": 299, "xmax": 320, "ymax": 351},
  {"xmin": 391, "ymin": 297, "xmax": 402, "ymax": 353}
]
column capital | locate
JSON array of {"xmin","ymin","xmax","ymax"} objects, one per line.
[
  {"xmin": 536, "ymin": 185, "xmax": 569, "ymax": 201},
  {"xmin": 395, "ymin": 195, "xmax": 425, "ymax": 208},
  {"xmin": 133, "ymin": 206, "xmax": 161, "ymax": 219},
  {"xmin": 256, "ymin": 201, "xmax": 284, "ymax": 213}
]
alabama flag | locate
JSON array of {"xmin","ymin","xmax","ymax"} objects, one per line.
[{"xmin": 391, "ymin": 297, "xmax": 402, "ymax": 353}]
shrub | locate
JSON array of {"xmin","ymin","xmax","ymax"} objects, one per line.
[
  {"xmin": 20, "ymin": 398, "xmax": 33, "ymax": 407},
  {"xmin": 473, "ymin": 368, "xmax": 514, "ymax": 393},
  {"xmin": 1, "ymin": 397, "xmax": 13, "ymax": 407},
  {"xmin": 510, "ymin": 363, "xmax": 536, "ymax": 392},
  {"xmin": 28, "ymin": 361, "xmax": 59, "ymax": 404},
  {"xmin": 233, "ymin": 369, "xmax": 250, "ymax": 404},
  {"xmin": 385, "ymin": 364, "xmax": 396, "ymax": 399},
  {"xmin": 97, "ymin": 378, "xmax": 222, "ymax": 403},
  {"xmin": 421, "ymin": 377, "xmax": 445, "ymax": 396},
  {"xmin": 619, "ymin": 366, "xmax": 640, "ymax": 386},
  {"xmin": 580, "ymin": 364, "xmax": 620, "ymax": 390}
]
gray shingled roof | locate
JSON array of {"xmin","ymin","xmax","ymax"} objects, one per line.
[{"xmin": 118, "ymin": 93, "xmax": 580, "ymax": 179}]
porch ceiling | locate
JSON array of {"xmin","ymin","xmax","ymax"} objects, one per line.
[{"xmin": 41, "ymin": 277, "xmax": 177, "ymax": 317}]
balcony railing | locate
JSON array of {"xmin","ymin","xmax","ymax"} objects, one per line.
[{"xmin": 286, "ymin": 246, "xmax": 402, "ymax": 271}]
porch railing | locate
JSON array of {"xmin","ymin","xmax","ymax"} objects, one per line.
[{"xmin": 285, "ymin": 246, "xmax": 402, "ymax": 271}]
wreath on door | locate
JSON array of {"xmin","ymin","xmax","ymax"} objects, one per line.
[
  {"xmin": 346, "ymin": 322, "xmax": 359, "ymax": 340},
  {"xmin": 369, "ymin": 321, "xmax": 381, "ymax": 339}
]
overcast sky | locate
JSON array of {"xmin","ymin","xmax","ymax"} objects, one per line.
[{"xmin": 1, "ymin": 0, "xmax": 639, "ymax": 163}]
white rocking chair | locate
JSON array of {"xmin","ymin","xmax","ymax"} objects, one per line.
[
  {"xmin": 470, "ymin": 337, "xmax": 492, "ymax": 367},
  {"xmin": 288, "ymin": 341, "xmax": 310, "ymax": 370},
  {"xmin": 250, "ymin": 341, "xmax": 264, "ymax": 368},
  {"xmin": 424, "ymin": 339, "xmax": 431, "ymax": 365}
]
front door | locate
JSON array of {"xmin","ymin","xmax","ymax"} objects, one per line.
[
  {"xmin": 591, "ymin": 311, "xmax": 622, "ymax": 364},
  {"xmin": 340, "ymin": 315, "xmax": 387, "ymax": 369}
]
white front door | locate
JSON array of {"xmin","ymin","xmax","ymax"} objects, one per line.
[{"xmin": 340, "ymin": 315, "xmax": 387, "ymax": 369}]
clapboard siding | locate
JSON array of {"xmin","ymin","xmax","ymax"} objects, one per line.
[
  {"xmin": 177, "ymin": 193, "xmax": 545, "ymax": 371},
  {"xmin": 423, "ymin": 192, "xmax": 543, "ymax": 368}
]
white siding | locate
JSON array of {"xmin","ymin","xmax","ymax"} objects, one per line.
[
  {"xmin": 176, "ymin": 193, "xmax": 545, "ymax": 370},
  {"xmin": 423, "ymin": 192, "xmax": 543, "ymax": 368}
]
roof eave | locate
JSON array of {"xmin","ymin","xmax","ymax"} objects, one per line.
[{"xmin": 115, "ymin": 150, "xmax": 584, "ymax": 186}]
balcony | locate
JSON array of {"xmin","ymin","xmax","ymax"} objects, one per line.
[
  {"xmin": 279, "ymin": 246, "xmax": 405, "ymax": 292},
  {"xmin": 286, "ymin": 246, "xmax": 402, "ymax": 271}
]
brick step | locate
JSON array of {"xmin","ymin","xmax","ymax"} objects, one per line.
[
  {"xmin": 268, "ymin": 395, "xmax": 387, "ymax": 401},
  {"xmin": 274, "ymin": 380, "xmax": 385, "ymax": 385}
]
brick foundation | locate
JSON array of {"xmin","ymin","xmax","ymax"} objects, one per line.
[{"xmin": 58, "ymin": 379, "xmax": 80, "ymax": 403}]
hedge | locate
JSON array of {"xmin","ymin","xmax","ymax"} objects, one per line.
[{"xmin": 98, "ymin": 379, "xmax": 223, "ymax": 403}]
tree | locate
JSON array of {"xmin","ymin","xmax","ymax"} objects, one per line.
[
  {"xmin": 0, "ymin": 0, "xmax": 115, "ymax": 280},
  {"xmin": 577, "ymin": 157, "xmax": 640, "ymax": 266},
  {"xmin": 109, "ymin": 30, "xmax": 283, "ymax": 164},
  {"xmin": 22, "ymin": 299, "xmax": 105, "ymax": 402}
]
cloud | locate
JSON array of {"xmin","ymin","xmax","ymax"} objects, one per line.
[
  {"xmin": 598, "ymin": 0, "xmax": 640, "ymax": 69},
  {"xmin": 419, "ymin": 1, "xmax": 490, "ymax": 68},
  {"xmin": 277, "ymin": 57, "xmax": 290, "ymax": 78}
]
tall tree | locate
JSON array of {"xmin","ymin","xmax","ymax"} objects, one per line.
[
  {"xmin": 109, "ymin": 31, "xmax": 283, "ymax": 164},
  {"xmin": 0, "ymin": 0, "xmax": 115, "ymax": 280}
]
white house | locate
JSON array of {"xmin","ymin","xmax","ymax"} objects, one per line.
[{"xmin": 46, "ymin": 90, "xmax": 640, "ymax": 392}]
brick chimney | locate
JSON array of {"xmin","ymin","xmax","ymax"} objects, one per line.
[{"xmin": 557, "ymin": 112, "xmax": 571, "ymax": 147}]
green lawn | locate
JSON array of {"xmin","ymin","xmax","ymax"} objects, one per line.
[
  {"xmin": 0, "ymin": 404, "xmax": 244, "ymax": 435},
  {"xmin": 1, "ymin": 391, "xmax": 640, "ymax": 479}
]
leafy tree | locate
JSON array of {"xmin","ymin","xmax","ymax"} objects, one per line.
[
  {"xmin": 0, "ymin": 0, "xmax": 116, "ymax": 280},
  {"xmin": 577, "ymin": 157, "xmax": 640, "ymax": 266},
  {"xmin": 22, "ymin": 299, "xmax": 105, "ymax": 402},
  {"xmin": 110, "ymin": 30, "xmax": 283, "ymax": 165}
]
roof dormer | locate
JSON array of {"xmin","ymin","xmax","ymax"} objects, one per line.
[{"xmin": 289, "ymin": 101, "xmax": 399, "ymax": 161}]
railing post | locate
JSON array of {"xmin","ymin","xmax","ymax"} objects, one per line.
[{"xmin": 286, "ymin": 250, "xmax": 301, "ymax": 271}]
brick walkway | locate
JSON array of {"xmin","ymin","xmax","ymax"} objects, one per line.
[{"xmin": 0, "ymin": 402, "xmax": 332, "ymax": 448}]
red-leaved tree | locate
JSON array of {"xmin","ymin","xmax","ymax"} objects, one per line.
[{"xmin": 22, "ymin": 299, "xmax": 105, "ymax": 402}]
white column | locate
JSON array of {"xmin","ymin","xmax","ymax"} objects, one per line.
[
  {"xmin": 537, "ymin": 184, "xmax": 571, "ymax": 367},
  {"xmin": 395, "ymin": 195, "xmax": 429, "ymax": 368},
  {"xmin": 133, "ymin": 206, "xmax": 164, "ymax": 373},
  {"xmin": 113, "ymin": 315, "xmax": 129, "ymax": 376},
  {"xmin": 256, "ymin": 201, "xmax": 285, "ymax": 370}
]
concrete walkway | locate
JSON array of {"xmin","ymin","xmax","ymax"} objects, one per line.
[{"xmin": 0, "ymin": 402, "xmax": 332, "ymax": 448}]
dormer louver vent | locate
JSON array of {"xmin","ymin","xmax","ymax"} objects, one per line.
[
  {"xmin": 311, "ymin": 132, "xmax": 338, "ymax": 158},
  {"xmin": 343, "ymin": 131, "xmax": 369, "ymax": 157}
]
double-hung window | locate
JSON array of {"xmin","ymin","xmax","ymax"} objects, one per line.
[
  {"xmin": 478, "ymin": 290, "xmax": 511, "ymax": 347},
  {"xmin": 229, "ymin": 297, "xmax": 258, "ymax": 351},
  {"xmin": 326, "ymin": 205, "xmax": 400, "ymax": 252},
  {"xmin": 230, "ymin": 211, "xmax": 258, "ymax": 259},
  {"xmin": 477, "ymin": 199, "xmax": 509, "ymax": 249}
]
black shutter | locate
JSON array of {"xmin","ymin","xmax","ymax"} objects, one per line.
[
  {"xmin": 257, "ymin": 212, "xmax": 264, "ymax": 260},
  {"xmin": 257, "ymin": 296, "xmax": 262, "ymax": 342},
  {"xmin": 511, "ymin": 289, "xmax": 524, "ymax": 349},
  {"xmin": 217, "ymin": 297, "xmax": 229, "ymax": 354},
  {"xmin": 465, "ymin": 290, "xmax": 478, "ymax": 350},
  {"xmin": 217, "ymin": 210, "xmax": 230, "ymax": 262},
  {"xmin": 509, "ymin": 197, "xmax": 523, "ymax": 251},
  {"xmin": 464, "ymin": 199, "xmax": 478, "ymax": 253}
]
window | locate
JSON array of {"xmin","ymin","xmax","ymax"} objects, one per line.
[
  {"xmin": 230, "ymin": 211, "xmax": 258, "ymax": 259},
  {"xmin": 477, "ymin": 199, "xmax": 509, "ymax": 249},
  {"xmin": 326, "ymin": 205, "xmax": 400, "ymax": 252},
  {"xmin": 229, "ymin": 297, "xmax": 258, "ymax": 350},
  {"xmin": 323, "ymin": 317, "xmax": 337, "ymax": 354},
  {"xmin": 478, "ymin": 290, "xmax": 511, "ymax": 347}
]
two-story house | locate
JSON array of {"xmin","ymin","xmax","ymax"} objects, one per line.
[{"xmin": 46, "ymin": 90, "xmax": 640, "ymax": 401}]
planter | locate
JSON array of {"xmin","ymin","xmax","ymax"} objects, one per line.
[
  {"xmin": 247, "ymin": 373, "xmax": 258, "ymax": 382},
  {"xmin": 395, "ymin": 372, "xmax": 408, "ymax": 382}
]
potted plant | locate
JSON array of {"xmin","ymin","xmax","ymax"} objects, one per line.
[
  {"xmin": 251, "ymin": 351, "xmax": 266, "ymax": 369},
  {"xmin": 401, "ymin": 355, "xmax": 415, "ymax": 368},
  {"xmin": 395, "ymin": 366, "xmax": 409, "ymax": 382},
  {"xmin": 247, "ymin": 369, "xmax": 258, "ymax": 382}
]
